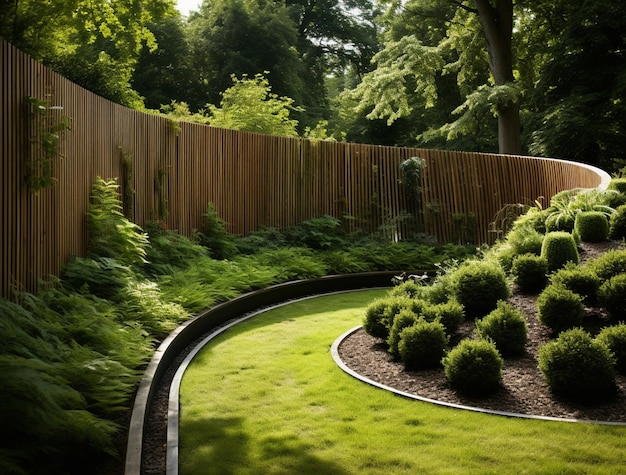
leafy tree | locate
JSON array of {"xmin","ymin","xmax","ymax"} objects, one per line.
[
  {"xmin": 186, "ymin": 0, "xmax": 305, "ymax": 112},
  {"xmin": 132, "ymin": 15, "xmax": 195, "ymax": 110},
  {"xmin": 0, "ymin": 0, "xmax": 177, "ymax": 107},
  {"xmin": 525, "ymin": 1, "xmax": 626, "ymax": 172},
  {"xmin": 206, "ymin": 73, "xmax": 300, "ymax": 136},
  {"xmin": 347, "ymin": 0, "xmax": 520, "ymax": 154}
]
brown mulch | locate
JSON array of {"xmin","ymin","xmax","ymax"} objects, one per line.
[{"xmin": 337, "ymin": 240, "xmax": 626, "ymax": 424}]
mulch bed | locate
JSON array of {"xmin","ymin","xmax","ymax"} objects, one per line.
[{"xmin": 337, "ymin": 240, "xmax": 626, "ymax": 424}]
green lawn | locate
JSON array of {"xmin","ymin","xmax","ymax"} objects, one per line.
[{"xmin": 179, "ymin": 289, "xmax": 625, "ymax": 474}]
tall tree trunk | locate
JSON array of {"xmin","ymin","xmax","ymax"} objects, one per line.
[{"xmin": 474, "ymin": 0, "xmax": 521, "ymax": 155}]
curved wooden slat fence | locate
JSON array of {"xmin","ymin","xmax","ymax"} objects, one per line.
[{"xmin": 0, "ymin": 38, "xmax": 610, "ymax": 300}]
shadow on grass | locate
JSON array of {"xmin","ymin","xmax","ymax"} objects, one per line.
[{"xmin": 181, "ymin": 416, "xmax": 350, "ymax": 475}]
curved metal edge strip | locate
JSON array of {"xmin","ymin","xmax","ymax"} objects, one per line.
[
  {"xmin": 124, "ymin": 271, "xmax": 403, "ymax": 475},
  {"xmin": 330, "ymin": 326, "xmax": 626, "ymax": 427}
]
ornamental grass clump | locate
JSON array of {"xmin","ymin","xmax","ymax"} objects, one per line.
[
  {"xmin": 442, "ymin": 339, "xmax": 503, "ymax": 396},
  {"xmin": 596, "ymin": 324, "xmax": 626, "ymax": 374},
  {"xmin": 537, "ymin": 284, "xmax": 585, "ymax": 334},
  {"xmin": 476, "ymin": 301, "xmax": 528, "ymax": 357},
  {"xmin": 574, "ymin": 211, "xmax": 609, "ymax": 243},
  {"xmin": 510, "ymin": 253, "xmax": 548, "ymax": 293},
  {"xmin": 398, "ymin": 320, "xmax": 449, "ymax": 370},
  {"xmin": 451, "ymin": 260, "xmax": 509, "ymax": 319},
  {"xmin": 538, "ymin": 328, "xmax": 616, "ymax": 401},
  {"xmin": 549, "ymin": 263, "xmax": 601, "ymax": 304},
  {"xmin": 540, "ymin": 231, "xmax": 579, "ymax": 272},
  {"xmin": 598, "ymin": 274, "xmax": 626, "ymax": 321}
]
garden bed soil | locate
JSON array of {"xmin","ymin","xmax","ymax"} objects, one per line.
[{"xmin": 338, "ymin": 240, "xmax": 626, "ymax": 424}]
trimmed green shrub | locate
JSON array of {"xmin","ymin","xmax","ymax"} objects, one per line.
[
  {"xmin": 422, "ymin": 299, "xmax": 465, "ymax": 335},
  {"xmin": 604, "ymin": 190, "xmax": 626, "ymax": 210},
  {"xmin": 609, "ymin": 204, "xmax": 626, "ymax": 240},
  {"xmin": 387, "ymin": 310, "xmax": 419, "ymax": 359},
  {"xmin": 452, "ymin": 260, "xmax": 510, "ymax": 319},
  {"xmin": 574, "ymin": 211, "xmax": 609, "ymax": 243},
  {"xmin": 536, "ymin": 284, "xmax": 585, "ymax": 334},
  {"xmin": 476, "ymin": 301, "xmax": 528, "ymax": 357},
  {"xmin": 399, "ymin": 320, "xmax": 449, "ymax": 370},
  {"xmin": 540, "ymin": 231, "xmax": 579, "ymax": 272},
  {"xmin": 510, "ymin": 253, "xmax": 548, "ymax": 293},
  {"xmin": 596, "ymin": 324, "xmax": 626, "ymax": 374},
  {"xmin": 607, "ymin": 178, "xmax": 626, "ymax": 195},
  {"xmin": 598, "ymin": 274, "xmax": 626, "ymax": 320},
  {"xmin": 538, "ymin": 328, "xmax": 616, "ymax": 401},
  {"xmin": 549, "ymin": 263, "xmax": 600, "ymax": 304},
  {"xmin": 388, "ymin": 279, "xmax": 428, "ymax": 299},
  {"xmin": 363, "ymin": 298, "xmax": 392, "ymax": 339},
  {"xmin": 363, "ymin": 297, "xmax": 424, "ymax": 339},
  {"xmin": 442, "ymin": 339, "xmax": 503, "ymax": 396},
  {"xmin": 588, "ymin": 249, "xmax": 626, "ymax": 281}
]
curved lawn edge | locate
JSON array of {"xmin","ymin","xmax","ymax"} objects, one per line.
[
  {"xmin": 124, "ymin": 271, "xmax": 406, "ymax": 475},
  {"xmin": 331, "ymin": 326, "xmax": 626, "ymax": 427}
]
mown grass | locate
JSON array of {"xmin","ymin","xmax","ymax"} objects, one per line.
[{"xmin": 180, "ymin": 290, "xmax": 625, "ymax": 474}]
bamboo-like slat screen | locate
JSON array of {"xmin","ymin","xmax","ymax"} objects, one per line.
[{"xmin": 0, "ymin": 39, "xmax": 609, "ymax": 299}]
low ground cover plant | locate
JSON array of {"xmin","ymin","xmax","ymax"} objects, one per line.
[{"xmin": 0, "ymin": 178, "xmax": 473, "ymax": 474}]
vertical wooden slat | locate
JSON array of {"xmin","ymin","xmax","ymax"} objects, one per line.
[{"xmin": 0, "ymin": 37, "xmax": 609, "ymax": 299}]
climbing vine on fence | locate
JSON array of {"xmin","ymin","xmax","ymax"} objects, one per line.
[{"xmin": 24, "ymin": 96, "xmax": 72, "ymax": 192}]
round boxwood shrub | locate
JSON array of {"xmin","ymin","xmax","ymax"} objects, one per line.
[
  {"xmin": 574, "ymin": 211, "xmax": 609, "ymax": 243},
  {"xmin": 536, "ymin": 284, "xmax": 584, "ymax": 334},
  {"xmin": 538, "ymin": 328, "xmax": 616, "ymax": 401},
  {"xmin": 363, "ymin": 298, "xmax": 393, "ymax": 339},
  {"xmin": 549, "ymin": 263, "xmax": 601, "ymax": 304},
  {"xmin": 609, "ymin": 204, "xmax": 626, "ymax": 240},
  {"xmin": 398, "ymin": 320, "xmax": 449, "ymax": 370},
  {"xmin": 442, "ymin": 339, "xmax": 503, "ymax": 396},
  {"xmin": 422, "ymin": 299, "xmax": 465, "ymax": 335},
  {"xmin": 510, "ymin": 253, "xmax": 548, "ymax": 293},
  {"xmin": 363, "ymin": 297, "xmax": 426, "ymax": 339},
  {"xmin": 607, "ymin": 177, "xmax": 626, "ymax": 195},
  {"xmin": 598, "ymin": 274, "xmax": 626, "ymax": 320},
  {"xmin": 587, "ymin": 249, "xmax": 626, "ymax": 282},
  {"xmin": 596, "ymin": 324, "xmax": 626, "ymax": 374},
  {"xmin": 452, "ymin": 260, "xmax": 510, "ymax": 319},
  {"xmin": 387, "ymin": 309, "xmax": 419, "ymax": 359},
  {"xmin": 388, "ymin": 279, "xmax": 427, "ymax": 299},
  {"xmin": 540, "ymin": 231, "xmax": 579, "ymax": 273},
  {"xmin": 476, "ymin": 301, "xmax": 528, "ymax": 357}
]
